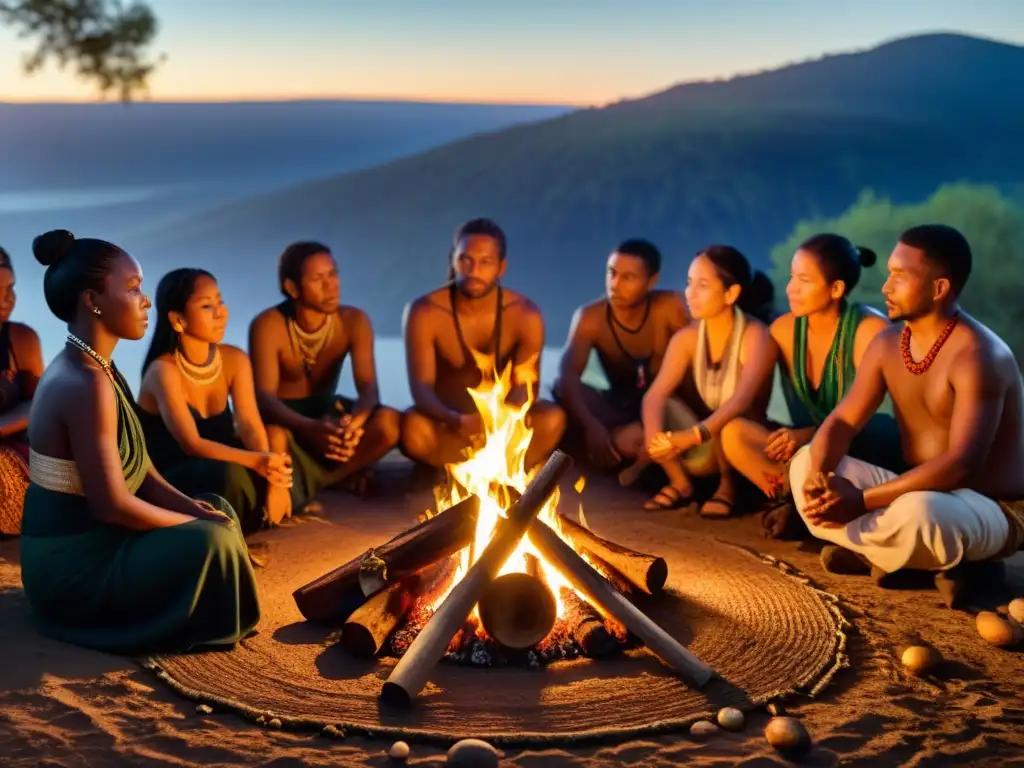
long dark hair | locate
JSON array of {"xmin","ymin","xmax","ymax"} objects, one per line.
[
  {"xmin": 0, "ymin": 246, "xmax": 11, "ymax": 272},
  {"xmin": 142, "ymin": 268, "xmax": 215, "ymax": 377},
  {"xmin": 699, "ymin": 245, "xmax": 776, "ymax": 323},
  {"xmin": 798, "ymin": 233, "xmax": 876, "ymax": 297}
]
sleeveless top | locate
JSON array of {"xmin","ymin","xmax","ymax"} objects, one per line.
[
  {"xmin": 136, "ymin": 404, "xmax": 241, "ymax": 472},
  {"xmin": 694, "ymin": 305, "xmax": 746, "ymax": 411},
  {"xmin": 29, "ymin": 363, "xmax": 150, "ymax": 497},
  {"xmin": 783, "ymin": 302, "xmax": 864, "ymax": 427}
]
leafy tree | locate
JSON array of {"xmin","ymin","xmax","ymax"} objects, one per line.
[
  {"xmin": 0, "ymin": 0, "xmax": 163, "ymax": 101},
  {"xmin": 770, "ymin": 183, "xmax": 1024, "ymax": 364}
]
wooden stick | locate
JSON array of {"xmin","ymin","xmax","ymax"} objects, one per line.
[
  {"xmin": 557, "ymin": 512, "xmax": 668, "ymax": 594},
  {"xmin": 339, "ymin": 556, "xmax": 459, "ymax": 658},
  {"xmin": 379, "ymin": 450, "xmax": 573, "ymax": 707},
  {"xmin": 292, "ymin": 495, "xmax": 479, "ymax": 623},
  {"xmin": 529, "ymin": 519, "xmax": 715, "ymax": 688},
  {"xmin": 559, "ymin": 587, "xmax": 618, "ymax": 657},
  {"xmin": 478, "ymin": 571, "xmax": 557, "ymax": 650}
]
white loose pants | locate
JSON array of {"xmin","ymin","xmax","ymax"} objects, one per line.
[{"xmin": 789, "ymin": 446, "xmax": 1009, "ymax": 573}]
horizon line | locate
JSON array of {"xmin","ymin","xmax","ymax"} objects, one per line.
[{"xmin": 0, "ymin": 93, "xmax": 591, "ymax": 108}]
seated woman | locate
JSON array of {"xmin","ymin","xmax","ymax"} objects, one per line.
[
  {"xmin": 0, "ymin": 248, "xmax": 44, "ymax": 537},
  {"xmin": 20, "ymin": 230, "xmax": 259, "ymax": 654},
  {"xmin": 719, "ymin": 234, "xmax": 904, "ymax": 536},
  {"xmin": 137, "ymin": 268, "xmax": 293, "ymax": 535},
  {"xmin": 640, "ymin": 246, "xmax": 777, "ymax": 517}
]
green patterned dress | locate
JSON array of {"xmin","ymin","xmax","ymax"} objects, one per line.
[
  {"xmin": 781, "ymin": 302, "xmax": 906, "ymax": 472},
  {"xmin": 19, "ymin": 364, "xmax": 260, "ymax": 655}
]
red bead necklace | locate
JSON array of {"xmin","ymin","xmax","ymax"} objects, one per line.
[{"xmin": 900, "ymin": 313, "xmax": 959, "ymax": 375}]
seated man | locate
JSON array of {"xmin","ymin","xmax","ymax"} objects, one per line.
[
  {"xmin": 553, "ymin": 239, "xmax": 689, "ymax": 475},
  {"xmin": 249, "ymin": 241, "xmax": 400, "ymax": 500},
  {"xmin": 400, "ymin": 218, "xmax": 565, "ymax": 472},
  {"xmin": 790, "ymin": 224, "xmax": 1024, "ymax": 609}
]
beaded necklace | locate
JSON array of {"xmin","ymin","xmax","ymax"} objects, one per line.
[
  {"xmin": 900, "ymin": 312, "xmax": 959, "ymax": 375},
  {"xmin": 175, "ymin": 344, "xmax": 223, "ymax": 386},
  {"xmin": 288, "ymin": 314, "xmax": 334, "ymax": 378}
]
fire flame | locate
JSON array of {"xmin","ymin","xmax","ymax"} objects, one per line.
[{"xmin": 431, "ymin": 355, "xmax": 576, "ymax": 617}]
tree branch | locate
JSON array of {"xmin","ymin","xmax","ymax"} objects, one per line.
[{"xmin": 0, "ymin": 0, "xmax": 165, "ymax": 102}]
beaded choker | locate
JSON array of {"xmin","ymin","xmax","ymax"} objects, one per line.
[
  {"xmin": 175, "ymin": 345, "xmax": 223, "ymax": 386},
  {"xmin": 900, "ymin": 313, "xmax": 959, "ymax": 375}
]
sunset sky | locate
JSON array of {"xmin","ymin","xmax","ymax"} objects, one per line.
[{"xmin": 1, "ymin": 0, "xmax": 1022, "ymax": 105}]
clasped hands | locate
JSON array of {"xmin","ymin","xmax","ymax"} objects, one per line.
[
  {"xmin": 801, "ymin": 470, "xmax": 866, "ymax": 527},
  {"xmin": 304, "ymin": 409, "xmax": 366, "ymax": 464},
  {"xmin": 647, "ymin": 428, "xmax": 700, "ymax": 462}
]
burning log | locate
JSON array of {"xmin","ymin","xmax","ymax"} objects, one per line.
[
  {"xmin": 529, "ymin": 519, "xmax": 715, "ymax": 689},
  {"xmin": 559, "ymin": 587, "xmax": 618, "ymax": 657},
  {"xmin": 478, "ymin": 570, "xmax": 557, "ymax": 650},
  {"xmin": 379, "ymin": 450, "xmax": 573, "ymax": 707},
  {"xmin": 557, "ymin": 513, "xmax": 668, "ymax": 594},
  {"xmin": 340, "ymin": 556, "xmax": 459, "ymax": 658},
  {"xmin": 292, "ymin": 496, "xmax": 480, "ymax": 623}
]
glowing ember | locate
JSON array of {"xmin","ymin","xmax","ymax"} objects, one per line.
[{"xmin": 430, "ymin": 358, "xmax": 577, "ymax": 618}]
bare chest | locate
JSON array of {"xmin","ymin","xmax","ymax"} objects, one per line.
[
  {"xmin": 278, "ymin": 325, "xmax": 349, "ymax": 389},
  {"xmin": 435, "ymin": 315, "xmax": 516, "ymax": 370}
]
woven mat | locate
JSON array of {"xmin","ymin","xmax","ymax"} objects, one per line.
[{"xmin": 145, "ymin": 504, "xmax": 848, "ymax": 746}]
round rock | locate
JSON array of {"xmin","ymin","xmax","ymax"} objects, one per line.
[
  {"xmin": 764, "ymin": 716, "xmax": 811, "ymax": 756},
  {"xmin": 901, "ymin": 644, "xmax": 941, "ymax": 676},
  {"xmin": 447, "ymin": 738, "xmax": 499, "ymax": 767},
  {"xmin": 976, "ymin": 611, "xmax": 1023, "ymax": 648},
  {"xmin": 1009, "ymin": 598, "xmax": 1024, "ymax": 625},
  {"xmin": 389, "ymin": 740, "xmax": 410, "ymax": 761},
  {"xmin": 690, "ymin": 720, "xmax": 719, "ymax": 739},
  {"xmin": 716, "ymin": 707, "xmax": 745, "ymax": 731}
]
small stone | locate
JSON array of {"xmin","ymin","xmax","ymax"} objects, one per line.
[
  {"xmin": 901, "ymin": 644, "xmax": 942, "ymax": 676},
  {"xmin": 689, "ymin": 720, "xmax": 718, "ymax": 739},
  {"xmin": 976, "ymin": 611, "xmax": 1024, "ymax": 648},
  {"xmin": 447, "ymin": 738, "xmax": 499, "ymax": 767},
  {"xmin": 321, "ymin": 725, "xmax": 337, "ymax": 737},
  {"xmin": 716, "ymin": 707, "xmax": 744, "ymax": 731},
  {"xmin": 267, "ymin": 717, "xmax": 282, "ymax": 730},
  {"xmin": 389, "ymin": 740, "xmax": 410, "ymax": 761},
  {"xmin": 1009, "ymin": 598, "xmax": 1024, "ymax": 625},
  {"xmin": 764, "ymin": 716, "xmax": 811, "ymax": 756},
  {"xmin": 766, "ymin": 701, "xmax": 785, "ymax": 717},
  {"xmin": 195, "ymin": 704, "xmax": 213, "ymax": 715}
]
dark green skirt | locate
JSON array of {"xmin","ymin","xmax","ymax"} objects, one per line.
[{"xmin": 20, "ymin": 488, "xmax": 260, "ymax": 655}]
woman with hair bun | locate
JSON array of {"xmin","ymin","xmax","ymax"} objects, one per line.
[
  {"xmin": 0, "ymin": 247, "xmax": 45, "ymax": 536},
  {"xmin": 19, "ymin": 229, "xmax": 259, "ymax": 654},
  {"xmin": 720, "ymin": 233, "xmax": 904, "ymax": 538},
  {"xmin": 640, "ymin": 245, "xmax": 778, "ymax": 517}
]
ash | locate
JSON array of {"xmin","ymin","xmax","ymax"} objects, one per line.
[{"xmin": 387, "ymin": 604, "xmax": 635, "ymax": 668}]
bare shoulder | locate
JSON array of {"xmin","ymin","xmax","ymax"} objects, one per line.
[
  {"xmin": 959, "ymin": 315, "xmax": 1017, "ymax": 376},
  {"xmin": 769, "ymin": 312, "xmax": 794, "ymax": 346},
  {"xmin": 651, "ymin": 289, "xmax": 688, "ymax": 319},
  {"xmin": 670, "ymin": 323, "xmax": 698, "ymax": 353},
  {"xmin": 7, "ymin": 321, "xmax": 41, "ymax": 347},
  {"xmin": 408, "ymin": 287, "xmax": 450, "ymax": 316},
  {"xmin": 219, "ymin": 343, "xmax": 251, "ymax": 368},
  {"xmin": 743, "ymin": 315, "xmax": 771, "ymax": 343},
  {"xmin": 250, "ymin": 305, "xmax": 287, "ymax": 336},
  {"xmin": 503, "ymin": 288, "xmax": 543, "ymax": 323},
  {"xmin": 340, "ymin": 304, "xmax": 371, "ymax": 330}
]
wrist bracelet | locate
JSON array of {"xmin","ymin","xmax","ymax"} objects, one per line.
[{"xmin": 695, "ymin": 422, "xmax": 712, "ymax": 444}]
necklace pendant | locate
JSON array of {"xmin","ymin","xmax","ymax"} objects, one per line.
[{"xmin": 637, "ymin": 364, "xmax": 646, "ymax": 389}]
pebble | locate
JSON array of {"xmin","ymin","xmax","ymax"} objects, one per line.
[
  {"xmin": 901, "ymin": 644, "xmax": 941, "ymax": 676},
  {"xmin": 766, "ymin": 701, "xmax": 785, "ymax": 717},
  {"xmin": 447, "ymin": 738, "xmax": 499, "ymax": 767},
  {"xmin": 689, "ymin": 720, "xmax": 718, "ymax": 739},
  {"xmin": 267, "ymin": 717, "xmax": 282, "ymax": 730},
  {"xmin": 716, "ymin": 707, "xmax": 745, "ymax": 731},
  {"xmin": 1009, "ymin": 598, "xmax": 1024, "ymax": 625},
  {"xmin": 195, "ymin": 704, "xmax": 213, "ymax": 715},
  {"xmin": 976, "ymin": 611, "xmax": 1023, "ymax": 648},
  {"xmin": 764, "ymin": 716, "xmax": 811, "ymax": 756},
  {"xmin": 389, "ymin": 740, "xmax": 410, "ymax": 761}
]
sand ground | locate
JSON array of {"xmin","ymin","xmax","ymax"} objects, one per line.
[{"xmin": 2, "ymin": 463, "xmax": 1023, "ymax": 767}]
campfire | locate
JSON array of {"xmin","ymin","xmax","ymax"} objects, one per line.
[{"xmin": 294, "ymin": 363, "xmax": 715, "ymax": 706}]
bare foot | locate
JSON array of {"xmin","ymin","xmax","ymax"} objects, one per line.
[{"xmin": 699, "ymin": 483, "xmax": 735, "ymax": 518}]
